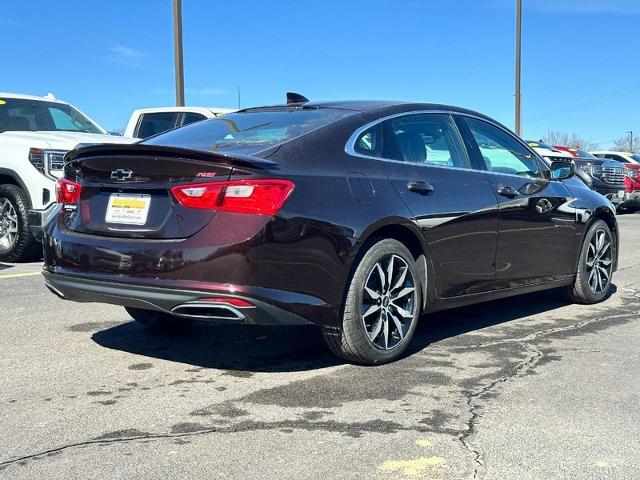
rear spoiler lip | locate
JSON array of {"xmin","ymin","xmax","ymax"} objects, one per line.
[{"xmin": 65, "ymin": 143, "xmax": 278, "ymax": 169}]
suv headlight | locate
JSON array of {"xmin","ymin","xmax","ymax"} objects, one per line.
[{"xmin": 29, "ymin": 148, "xmax": 68, "ymax": 179}]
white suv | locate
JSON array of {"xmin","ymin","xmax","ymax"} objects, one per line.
[
  {"xmin": 0, "ymin": 92, "xmax": 134, "ymax": 261},
  {"xmin": 591, "ymin": 151, "xmax": 640, "ymax": 165}
]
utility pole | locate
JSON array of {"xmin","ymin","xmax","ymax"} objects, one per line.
[
  {"xmin": 514, "ymin": 0, "xmax": 522, "ymax": 136},
  {"xmin": 173, "ymin": 0, "xmax": 185, "ymax": 106},
  {"xmin": 628, "ymin": 131, "xmax": 634, "ymax": 152}
]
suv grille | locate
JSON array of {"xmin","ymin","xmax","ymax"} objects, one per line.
[
  {"xmin": 601, "ymin": 166, "xmax": 625, "ymax": 185},
  {"xmin": 47, "ymin": 152, "xmax": 66, "ymax": 171}
]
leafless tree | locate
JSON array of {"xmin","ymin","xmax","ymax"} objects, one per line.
[
  {"xmin": 612, "ymin": 134, "xmax": 640, "ymax": 153},
  {"xmin": 542, "ymin": 130, "xmax": 599, "ymax": 150}
]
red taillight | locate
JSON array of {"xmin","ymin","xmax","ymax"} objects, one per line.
[
  {"xmin": 171, "ymin": 179, "xmax": 294, "ymax": 215},
  {"xmin": 56, "ymin": 178, "xmax": 82, "ymax": 204},
  {"xmin": 200, "ymin": 297, "xmax": 254, "ymax": 308}
]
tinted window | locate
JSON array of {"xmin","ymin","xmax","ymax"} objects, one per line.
[
  {"xmin": 145, "ymin": 108, "xmax": 352, "ymax": 155},
  {"xmin": 354, "ymin": 124, "xmax": 383, "ymax": 157},
  {"xmin": 466, "ymin": 118, "xmax": 540, "ymax": 177},
  {"xmin": 388, "ymin": 114, "xmax": 470, "ymax": 168},
  {"xmin": 575, "ymin": 148, "xmax": 598, "ymax": 159},
  {"xmin": 605, "ymin": 154, "xmax": 626, "ymax": 162},
  {"xmin": 181, "ymin": 112, "xmax": 207, "ymax": 127},
  {"xmin": 136, "ymin": 112, "xmax": 179, "ymax": 139},
  {"xmin": 0, "ymin": 97, "xmax": 102, "ymax": 133}
]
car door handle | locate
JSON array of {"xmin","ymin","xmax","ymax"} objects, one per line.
[
  {"xmin": 407, "ymin": 181, "xmax": 434, "ymax": 195},
  {"xmin": 497, "ymin": 185, "xmax": 518, "ymax": 198}
]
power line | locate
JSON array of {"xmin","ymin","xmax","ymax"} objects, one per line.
[{"xmin": 526, "ymin": 82, "xmax": 640, "ymax": 125}]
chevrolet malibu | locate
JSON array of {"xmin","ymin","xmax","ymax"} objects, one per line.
[{"xmin": 42, "ymin": 100, "xmax": 618, "ymax": 364}]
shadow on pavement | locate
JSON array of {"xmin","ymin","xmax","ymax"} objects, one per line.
[
  {"xmin": 0, "ymin": 262, "xmax": 15, "ymax": 271},
  {"xmin": 92, "ymin": 286, "xmax": 616, "ymax": 373}
]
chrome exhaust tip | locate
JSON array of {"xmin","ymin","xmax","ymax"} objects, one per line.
[{"xmin": 170, "ymin": 302, "xmax": 246, "ymax": 321}]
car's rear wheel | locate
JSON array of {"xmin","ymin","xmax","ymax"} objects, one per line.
[
  {"xmin": 125, "ymin": 307, "xmax": 194, "ymax": 331},
  {"xmin": 323, "ymin": 239, "xmax": 422, "ymax": 365},
  {"xmin": 564, "ymin": 219, "xmax": 614, "ymax": 304},
  {"xmin": 0, "ymin": 185, "xmax": 41, "ymax": 263}
]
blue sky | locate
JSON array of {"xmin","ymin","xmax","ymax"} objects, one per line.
[{"xmin": 2, "ymin": 0, "xmax": 638, "ymax": 147}]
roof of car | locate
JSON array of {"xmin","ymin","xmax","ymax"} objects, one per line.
[
  {"xmin": 132, "ymin": 106, "xmax": 236, "ymax": 115},
  {"xmin": 242, "ymin": 100, "xmax": 494, "ymax": 118},
  {"xmin": 0, "ymin": 91, "xmax": 65, "ymax": 103},
  {"xmin": 591, "ymin": 150, "xmax": 633, "ymax": 155}
]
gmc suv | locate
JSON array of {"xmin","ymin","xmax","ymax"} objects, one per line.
[{"xmin": 0, "ymin": 92, "xmax": 133, "ymax": 261}]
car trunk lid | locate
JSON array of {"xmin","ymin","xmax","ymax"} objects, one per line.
[{"xmin": 61, "ymin": 144, "xmax": 277, "ymax": 239}]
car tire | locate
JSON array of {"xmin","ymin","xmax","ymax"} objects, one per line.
[
  {"xmin": 125, "ymin": 307, "xmax": 194, "ymax": 331},
  {"xmin": 563, "ymin": 219, "xmax": 614, "ymax": 304},
  {"xmin": 0, "ymin": 184, "xmax": 41, "ymax": 263},
  {"xmin": 322, "ymin": 238, "xmax": 422, "ymax": 365}
]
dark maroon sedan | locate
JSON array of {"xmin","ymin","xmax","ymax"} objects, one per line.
[{"xmin": 42, "ymin": 100, "xmax": 618, "ymax": 364}]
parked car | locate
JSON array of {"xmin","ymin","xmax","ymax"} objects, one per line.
[
  {"xmin": 42, "ymin": 100, "xmax": 618, "ymax": 364},
  {"xmin": 591, "ymin": 150, "xmax": 640, "ymax": 165},
  {"xmin": 0, "ymin": 92, "xmax": 134, "ymax": 262},
  {"xmin": 591, "ymin": 151, "xmax": 640, "ymax": 210},
  {"xmin": 124, "ymin": 106, "xmax": 235, "ymax": 139},
  {"xmin": 559, "ymin": 147, "xmax": 640, "ymax": 212},
  {"xmin": 549, "ymin": 145, "xmax": 630, "ymax": 211},
  {"xmin": 525, "ymin": 140, "xmax": 574, "ymax": 163}
]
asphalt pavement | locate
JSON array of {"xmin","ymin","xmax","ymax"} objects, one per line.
[{"xmin": 1, "ymin": 215, "xmax": 639, "ymax": 479}]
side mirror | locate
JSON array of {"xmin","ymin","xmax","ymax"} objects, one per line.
[{"xmin": 549, "ymin": 161, "xmax": 574, "ymax": 180}]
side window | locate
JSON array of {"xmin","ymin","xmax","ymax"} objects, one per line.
[
  {"xmin": 389, "ymin": 114, "xmax": 471, "ymax": 168},
  {"xmin": 605, "ymin": 154, "xmax": 625, "ymax": 162},
  {"xmin": 354, "ymin": 123, "xmax": 383, "ymax": 158},
  {"xmin": 465, "ymin": 117, "xmax": 540, "ymax": 177},
  {"xmin": 135, "ymin": 112, "xmax": 179, "ymax": 139},
  {"xmin": 181, "ymin": 112, "xmax": 207, "ymax": 127}
]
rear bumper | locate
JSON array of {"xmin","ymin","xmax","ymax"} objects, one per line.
[
  {"xmin": 42, "ymin": 270, "xmax": 315, "ymax": 326},
  {"xmin": 28, "ymin": 204, "xmax": 60, "ymax": 242}
]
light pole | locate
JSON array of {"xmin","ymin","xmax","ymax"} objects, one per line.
[
  {"xmin": 514, "ymin": 0, "xmax": 522, "ymax": 136},
  {"xmin": 628, "ymin": 131, "xmax": 634, "ymax": 152},
  {"xmin": 173, "ymin": 0, "xmax": 185, "ymax": 106}
]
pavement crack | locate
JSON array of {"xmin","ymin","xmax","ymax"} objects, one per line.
[
  {"xmin": 0, "ymin": 419, "xmax": 427, "ymax": 470},
  {"xmin": 453, "ymin": 301, "xmax": 640, "ymax": 479},
  {"xmin": 459, "ymin": 341, "xmax": 542, "ymax": 479}
]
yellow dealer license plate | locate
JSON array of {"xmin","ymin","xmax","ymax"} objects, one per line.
[{"xmin": 105, "ymin": 194, "xmax": 151, "ymax": 225}]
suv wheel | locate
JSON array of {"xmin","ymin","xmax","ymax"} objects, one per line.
[
  {"xmin": 0, "ymin": 185, "xmax": 41, "ymax": 262},
  {"xmin": 323, "ymin": 239, "xmax": 422, "ymax": 365},
  {"xmin": 125, "ymin": 307, "xmax": 194, "ymax": 332},
  {"xmin": 564, "ymin": 219, "xmax": 614, "ymax": 304}
]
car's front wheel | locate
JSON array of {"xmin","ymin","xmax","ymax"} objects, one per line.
[
  {"xmin": 323, "ymin": 239, "xmax": 422, "ymax": 365},
  {"xmin": 564, "ymin": 219, "xmax": 614, "ymax": 304},
  {"xmin": 125, "ymin": 307, "xmax": 194, "ymax": 332}
]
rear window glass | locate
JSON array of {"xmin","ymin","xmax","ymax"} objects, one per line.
[
  {"xmin": 136, "ymin": 112, "xmax": 179, "ymax": 139},
  {"xmin": 144, "ymin": 108, "xmax": 352, "ymax": 155}
]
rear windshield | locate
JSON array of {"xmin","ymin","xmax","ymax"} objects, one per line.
[{"xmin": 144, "ymin": 108, "xmax": 352, "ymax": 155}]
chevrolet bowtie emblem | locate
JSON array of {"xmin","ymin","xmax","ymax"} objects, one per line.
[{"xmin": 110, "ymin": 169, "xmax": 133, "ymax": 180}]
